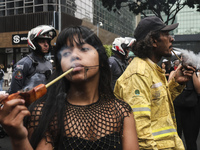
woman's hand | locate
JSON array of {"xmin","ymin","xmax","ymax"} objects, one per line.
[
  {"xmin": 0, "ymin": 93, "xmax": 8, "ymax": 103},
  {"xmin": 0, "ymin": 97, "xmax": 30, "ymax": 140}
]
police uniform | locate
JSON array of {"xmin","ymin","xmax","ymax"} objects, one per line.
[
  {"xmin": 114, "ymin": 57, "xmax": 185, "ymax": 149},
  {"xmin": 108, "ymin": 55, "xmax": 128, "ymax": 90},
  {"xmin": 9, "ymin": 52, "xmax": 52, "ymax": 94}
]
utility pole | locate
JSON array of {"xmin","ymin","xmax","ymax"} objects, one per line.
[{"xmin": 58, "ymin": 0, "xmax": 61, "ymax": 33}]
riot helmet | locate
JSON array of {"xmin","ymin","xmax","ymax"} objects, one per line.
[
  {"xmin": 112, "ymin": 37, "xmax": 136, "ymax": 58},
  {"xmin": 27, "ymin": 25, "xmax": 57, "ymax": 55}
]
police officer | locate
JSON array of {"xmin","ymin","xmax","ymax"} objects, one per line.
[
  {"xmin": 9, "ymin": 25, "xmax": 56, "ymax": 94},
  {"xmin": 108, "ymin": 37, "xmax": 135, "ymax": 90}
]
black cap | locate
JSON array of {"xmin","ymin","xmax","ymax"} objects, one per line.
[{"xmin": 134, "ymin": 16, "xmax": 179, "ymax": 41}]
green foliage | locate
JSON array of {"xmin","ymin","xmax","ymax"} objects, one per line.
[
  {"xmin": 104, "ymin": 45, "xmax": 113, "ymax": 57},
  {"xmin": 100, "ymin": 0, "xmax": 200, "ymax": 24}
]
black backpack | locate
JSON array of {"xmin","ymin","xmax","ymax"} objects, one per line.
[
  {"xmin": 173, "ymin": 79, "xmax": 199, "ymax": 108},
  {"xmin": 0, "ymin": 69, "xmax": 4, "ymax": 80}
]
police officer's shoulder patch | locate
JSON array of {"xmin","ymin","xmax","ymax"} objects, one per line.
[
  {"xmin": 16, "ymin": 65, "xmax": 24, "ymax": 70},
  {"xmin": 14, "ymin": 70, "xmax": 23, "ymax": 80}
]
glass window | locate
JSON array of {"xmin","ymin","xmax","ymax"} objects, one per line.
[
  {"xmin": 61, "ymin": 0, "xmax": 65, "ymax": 4},
  {"xmin": 16, "ymin": 1, "xmax": 23, "ymax": 7},
  {"xmin": 48, "ymin": 0, "xmax": 56, "ymax": 3},
  {"xmin": 16, "ymin": 8, "xmax": 23, "ymax": 14},
  {"xmin": 0, "ymin": 2, "xmax": 5, "ymax": 7},
  {"xmin": 0, "ymin": 10, "xmax": 5, "ymax": 16},
  {"xmin": 7, "ymin": 2, "xmax": 14, "ymax": 8},
  {"xmin": 25, "ymin": 3, "xmax": 33, "ymax": 6},
  {"xmin": 35, "ymin": 6, "xmax": 43, "ymax": 12},
  {"xmin": 48, "ymin": 4, "xmax": 54, "ymax": 11},
  {"xmin": 25, "ymin": 7, "xmax": 33, "ymax": 13},
  {"xmin": 7, "ymin": 9, "xmax": 14, "ymax": 15},
  {"xmin": 35, "ymin": 0, "xmax": 43, "ymax": 5},
  {"xmin": 0, "ymin": 5, "xmax": 5, "ymax": 9}
]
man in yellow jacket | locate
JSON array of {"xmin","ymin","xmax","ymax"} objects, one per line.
[{"xmin": 114, "ymin": 16, "xmax": 195, "ymax": 149}]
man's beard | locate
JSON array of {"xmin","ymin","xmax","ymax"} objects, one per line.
[{"xmin": 163, "ymin": 53, "xmax": 172, "ymax": 57}]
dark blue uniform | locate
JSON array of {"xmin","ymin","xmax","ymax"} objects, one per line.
[
  {"xmin": 108, "ymin": 55, "xmax": 128, "ymax": 90},
  {"xmin": 9, "ymin": 52, "xmax": 52, "ymax": 94}
]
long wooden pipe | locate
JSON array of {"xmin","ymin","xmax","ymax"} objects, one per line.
[
  {"xmin": 1, "ymin": 68, "xmax": 73, "ymax": 106},
  {"xmin": 171, "ymin": 49, "xmax": 182, "ymax": 62}
]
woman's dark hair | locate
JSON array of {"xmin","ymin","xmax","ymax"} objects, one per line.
[
  {"xmin": 133, "ymin": 30, "xmax": 161, "ymax": 58},
  {"xmin": 26, "ymin": 26, "xmax": 114, "ymax": 149}
]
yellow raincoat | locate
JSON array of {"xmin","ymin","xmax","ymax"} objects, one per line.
[{"xmin": 114, "ymin": 57, "xmax": 185, "ymax": 150}]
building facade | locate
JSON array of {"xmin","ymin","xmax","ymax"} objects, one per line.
[
  {"xmin": 173, "ymin": 5, "xmax": 200, "ymax": 53},
  {"xmin": 175, "ymin": 5, "xmax": 200, "ymax": 35},
  {"xmin": 0, "ymin": 0, "xmax": 135, "ymax": 70}
]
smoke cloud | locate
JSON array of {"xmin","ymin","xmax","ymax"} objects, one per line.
[{"xmin": 174, "ymin": 48, "xmax": 200, "ymax": 70}]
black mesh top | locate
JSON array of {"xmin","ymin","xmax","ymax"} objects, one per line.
[{"xmin": 27, "ymin": 94, "xmax": 132, "ymax": 150}]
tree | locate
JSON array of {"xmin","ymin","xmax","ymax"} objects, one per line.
[
  {"xmin": 104, "ymin": 45, "xmax": 113, "ymax": 57},
  {"xmin": 100, "ymin": 0, "xmax": 200, "ymax": 24}
]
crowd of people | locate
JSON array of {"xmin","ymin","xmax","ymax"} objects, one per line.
[
  {"xmin": 0, "ymin": 16, "xmax": 199, "ymax": 150},
  {"xmin": 0, "ymin": 64, "xmax": 5, "ymax": 92}
]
